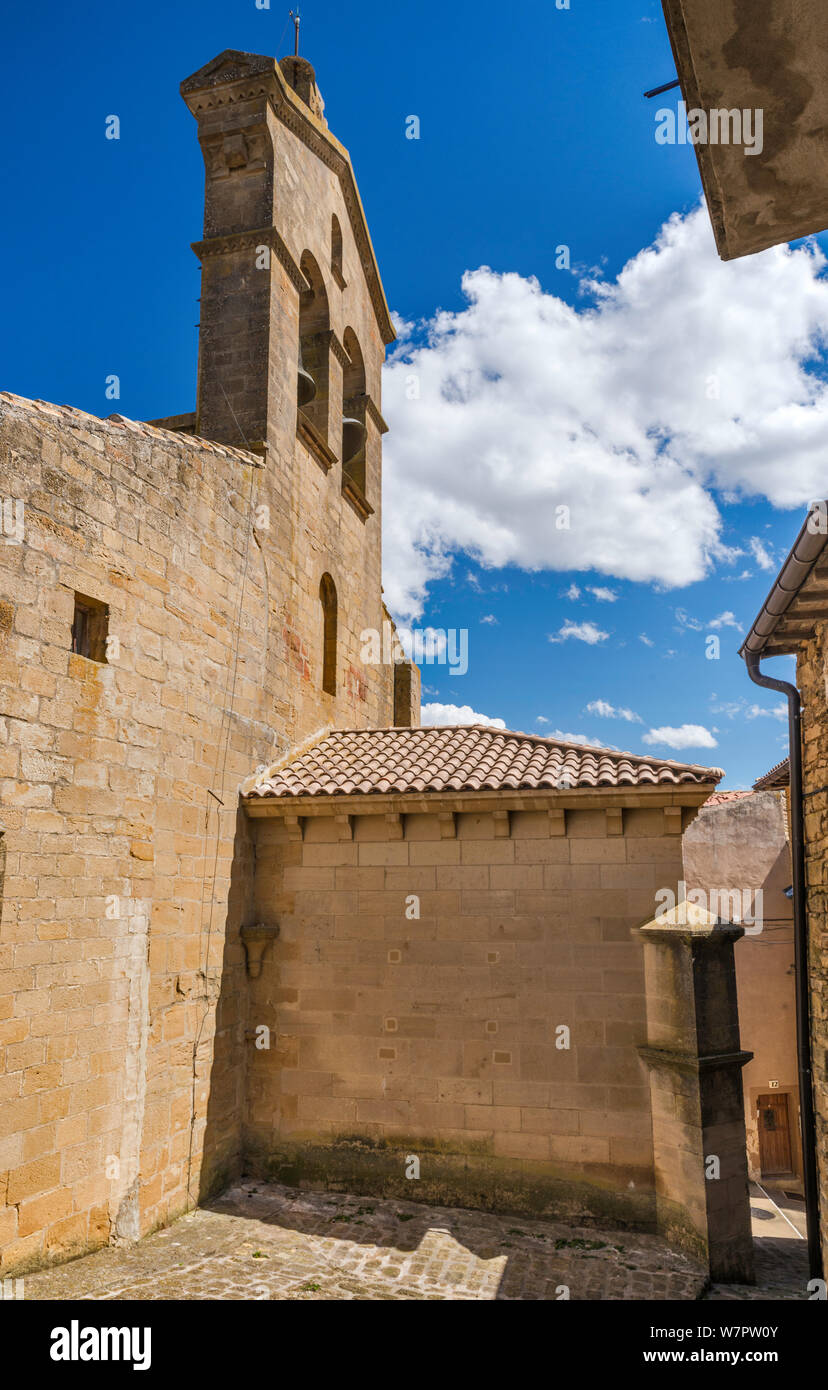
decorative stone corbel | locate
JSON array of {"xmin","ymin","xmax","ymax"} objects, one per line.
[
  {"xmin": 547, "ymin": 809, "xmax": 566, "ymax": 836},
  {"xmin": 241, "ymin": 923, "xmax": 280, "ymax": 979},
  {"xmin": 438, "ymin": 812, "xmax": 456, "ymax": 839},
  {"xmin": 492, "ymin": 810, "xmax": 511, "ymax": 838}
]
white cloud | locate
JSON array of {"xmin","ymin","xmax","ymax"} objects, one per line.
[
  {"xmin": 708, "ymin": 610, "xmax": 742, "ymax": 630},
  {"xmin": 749, "ymin": 537, "xmax": 777, "ymax": 572},
  {"xmin": 588, "ymin": 586, "xmax": 618, "ymax": 603},
  {"xmin": 639, "ymin": 633, "xmax": 655, "ymax": 647},
  {"xmin": 586, "ymin": 699, "xmax": 642, "ymax": 723},
  {"xmin": 480, "ymin": 613, "xmax": 498, "ymax": 625},
  {"xmin": 711, "ymin": 696, "xmax": 787, "ymax": 722},
  {"xmin": 390, "ymin": 311, "xmax": 416, "ymax": 340},
  {"xmin": 382, "ymin": 206, "xmax": 828, "ymax": 619},
  {"xmin": 535, "ymin": 715, "xmax": 550, "ymax": 724},
  {"xmin": 675, "ymin": 608, "xmax": 703, "ymax": 631},
  {"xmin": 563, "ymin": 582, "xmax": 581, "ymax": 600},
  {"xmin": 711, "ymin": 699, "xmax": 745, "ymax": 719},
  {"xmin": 420, "ymin": 703, "xmax": 506, "ymax": 728},
  {"xmin": 549, "ymin": 620, "xmax": 609, "ymax": 645},
  {"xmin": 547, "ymin": 729, "xmax": 613, "ymax": 748},
  {"xmin": 746, "ymin": 702, "xmax": 787, "ymax": 722},
  {"xmin": 642, "ymin": 724, "xmax": 718, "ymax": 750}
]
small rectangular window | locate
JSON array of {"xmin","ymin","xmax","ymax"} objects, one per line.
[{"xmin": 71, "ymin": 593, "xmax": 109, "ymax": 663}]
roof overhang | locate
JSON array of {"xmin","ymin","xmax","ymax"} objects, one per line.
[
  {"xmin": 740, "ymin": 503, "xmax": 828, "ymax": 658},
  {"xmin": 660, "ymin": 0, "xmax": 828, "ymax": 259},
  {"xmin": 243, "ymin": 783, "xmax": 718, "ymax": 819},
  {"xmin": 752, "ymin": 758, "xmax": 790, "ymax": 791}
]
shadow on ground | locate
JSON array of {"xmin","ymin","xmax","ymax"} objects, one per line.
[{"xmin": 21, "ymin": 1179, "xmax": 705, "ymax": 1301}]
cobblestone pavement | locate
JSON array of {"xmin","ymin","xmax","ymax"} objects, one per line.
[
  {"xmin": 706, "ymin": 1186, "xmax": 811, "ymax": 1302},
  {"xmin": 22, "ymin": 1180, "xmax": 707, "ymax": 1301},
  {"xmin": 21, "ymin": 1179, "xmax": 816, "ymax": 1302}
]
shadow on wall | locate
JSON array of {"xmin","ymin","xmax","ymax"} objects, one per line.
[{"xmin": 194, "ymin": 808, "xmax": 256, "ymax": 1206}]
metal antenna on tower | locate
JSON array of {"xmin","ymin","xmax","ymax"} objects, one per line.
[{"xmin": 290, "ymin": 8, "xmax": 301, "ymax": 56}]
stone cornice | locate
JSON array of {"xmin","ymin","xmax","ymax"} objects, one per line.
[
  {"xmin": 342, "ymin": 476, "xmax": 374, "ymax": 522},
  {"xmin": 365, "ymin": 397, "xmax": 388, "ymax": 435},
  {"xmin": 343, "ymin": 391, "xmax": 388, "ymax": 433},
  {"xmin": 191, "ymin": 227, "xmax": 304, "ymax": 292},
  {"xmin": 327, "ymin": 330, "xmax": 350, "ymax": 370},
  {"xmin": 638, "ymin": 1045, "xmax": 753, "ymax": 1075},
  {"xmin": 297, "ymin": 414, "xmax": 337, "ymax": 472},
  {"xmin": 243, "ymin": 783, "xmax": 715, "ymax": 819},
  {"xmin": 344, "ymin": 391, "xmax": 388, "ymax": 435}
]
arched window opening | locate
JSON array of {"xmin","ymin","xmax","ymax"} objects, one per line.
[
  {"xmin": 298, "ymin": 251, "xmax": 331, "ymax": 441},
  {"xmin": 319, "ymin": 573, "xmax": 337, "ymax": 696},
  {"xmin": 341, "ymin": 327, "xmax": 367, "ymax": 497},
  {"xmin": 331, "ymin": 214, "xmax": 345, "ymax": 288}
]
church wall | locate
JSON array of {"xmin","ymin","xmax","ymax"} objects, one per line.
[{"xmin": 0, "ymin": 392, "xmax": 396, "ymax": 1275}]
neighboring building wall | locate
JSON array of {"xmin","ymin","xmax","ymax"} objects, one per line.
[
  {"xmin": 0, "ymin": 394, "xmax": 397, "ymax": 1275},
  {"xmin": 245, "ymin": 794, "xmax": 752, "ymax": 1274},
  {"xmin": 684, "ymin": 791, "xmax": 801, "ymax": 1187},
  {"xmin": 660, "ymin": 0, "xmax": 828, "ymax": 260},
  {"xmin": 797, "ymin": 619, "xmax": 828, "ymax": 1272}
]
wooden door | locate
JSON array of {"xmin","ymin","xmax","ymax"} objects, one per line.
[{"xmin": 758, "ymin": 1093, "xmax": 792, "ymax": 1175}]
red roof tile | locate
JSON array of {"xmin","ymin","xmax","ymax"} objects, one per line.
[
  {"xmin": 704, "ymin": 789, "xmax": 754, "ymax": 806},
  {"xmin": 245, "ymin": 727, "xmax": 723, "ymax": 800}
]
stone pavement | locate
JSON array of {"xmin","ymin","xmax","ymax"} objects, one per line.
[
  {"xmin": 22, "ymin": 1180, "xmax": 706, "ymax": 1301},
  {"xmin": 19, "ymin": 1178, "xmax": 818, "ymax": 1302},
  {"xmin": 705, "ymin": 1185, "xmax": 811, "ymax": 1301}
]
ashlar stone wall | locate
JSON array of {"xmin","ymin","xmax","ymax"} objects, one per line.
[
  {"xmin": 796, "ymin": 618, "xmax": 828, "ymax": 1274},
  {"xmin": 0, "ymin": 392, "xmax": 396, "ymax": 1275},
  {"xmin": 244, "ymin": 790, "xmax": 752, "ymax": 1275}
]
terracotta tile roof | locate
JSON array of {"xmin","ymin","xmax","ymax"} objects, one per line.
[
  {"xmin": 753, "ymin": 757, "xmax": 790, "ymax": 791},
  {"xmin": 245, "ymin": 727, "xmax": 723, "ymax": 800},
  {"xmin": 704, "ymin": 789, "xmax": 754, "ymax": 806}
]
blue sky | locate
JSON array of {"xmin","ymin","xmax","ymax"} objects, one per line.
[{"xmin": 3, "ymin": 0, "xmax": 824, "ymax": 786}]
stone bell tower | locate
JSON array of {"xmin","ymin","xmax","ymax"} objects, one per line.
[
  {"xmin": 180, "ymin": 49, "xmax": 394, "ymax": 486},
  {"xmin": 178, "ymin": 50, "xmax": 419, "ymax": 738}
]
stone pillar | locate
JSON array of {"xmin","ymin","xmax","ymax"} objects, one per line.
[{"xmin": 636, "ymin": 902, "xmax": 755, "ymax": 1283}]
